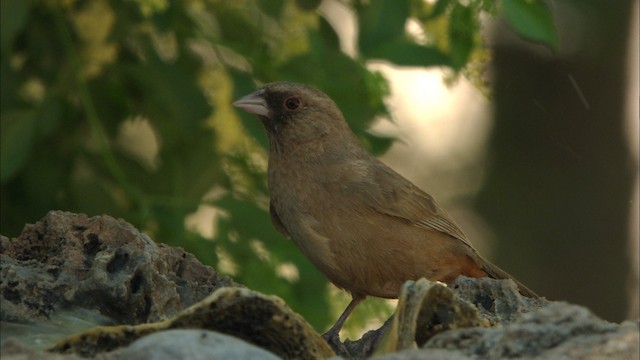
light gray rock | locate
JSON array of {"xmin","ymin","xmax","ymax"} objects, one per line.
[
  {"xmin": 423, "ymin": 302, "xmax": 629, "ymax": 358},
  {"xmin": 371, "ymin": 302, "xmax": 639, "ymax": 359},
  {"xmin": 113, "ymin": 330, "xmax": 281, "ymax": 360}
]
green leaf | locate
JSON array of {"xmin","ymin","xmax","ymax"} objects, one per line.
[
  {"xmin": 424, "ymin": 0, "xmax": 451, "ymax": 20},
  {"xmin": 501, "ymin": 0, "xmax": 558, "ymax": 49},
  {"xmin": 295, "ymin": 0, "xmax": 322, "ymax": 11},
  {"xmin": 357, "ymin": 0, "xmax": 409, "ymax": 54},
  {"xmin": 318, "ymin": 16, "xmax": 341, "ymax": 52},
  {"xmin": 124, "ymin": 56, "xmax": 211, "ymax": 147},
  {"xmin": 36, "ymin": 96, "xmax": 62, "ymax": 137},
  {"xmin": 258, "ymin": 0, "xmax": 285, "ymax": 18},
  {"xmin": 1, "ymin": 109, "xmax": 37, "ymax": 183},
  {"xmin": 179, "ymin": 231, "xmax": 218, "ymax": 267},
  {"xmin": 230, "ymin": 70, "xmax": 269, "ymax": 150},
  {"xmin": 364, "ymin": 39, "xmax": 452, "ymax": 68},
  {"xmin": 448, "ymin": 3, "xmax": 476, "ymax": 69},
  {"xmin": 362, "ymin": 132, "xmax": 395, "ymax": 156},
  {"xmin": 1, "ymin": 0, "xmax": 31, "ymax": 54},
  {"xmin": 214, "ymin": 6, "xmax": 262, "ymax": 55}
]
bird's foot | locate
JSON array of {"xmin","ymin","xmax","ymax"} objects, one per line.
[
  {"xmin": 322, "ymin": 330, "xmax": 350, "ymax": 357},
  {"xmin": 357, "ymin": 318, "xmax": 392, "ymax": 355}
]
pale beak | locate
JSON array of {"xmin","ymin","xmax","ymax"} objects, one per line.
[{"xmin": 232, "ymin": 89, "xmax": 269, "ymax": 118}]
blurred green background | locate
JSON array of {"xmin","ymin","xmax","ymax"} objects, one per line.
[{"xmin": 1, "ymin": 0, "xmax": 636, "ymax": 337}]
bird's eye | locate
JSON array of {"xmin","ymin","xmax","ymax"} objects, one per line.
[{"xmin": 284, "ymin": 97, "xmax": 301, "ymax": 111}]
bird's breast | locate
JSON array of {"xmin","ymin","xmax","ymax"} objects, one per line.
[
  {"xmin": 267, "ymin": 156, "xmax": 370, "ymax": 278},
  {"xmin": 267, "ymin": 158, "xmax": 402, "ymax": 296}
]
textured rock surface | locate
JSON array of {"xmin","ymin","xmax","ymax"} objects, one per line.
[
  {"xmin": 50, "ymin": 287, "xmax": 334, "ymax": 359},
  {"xmin": 341, "ymin": 277, "xmax": 548, "ymax": 358},
  {"xmin": 110, "ymin": 329, "xmax": 281, "ymax": 360},
  {"xmin": 372, "ymin": 303, "xmax": 639, "ymax": 360},
  {"xmin": 1, "ymin": 330, "xmax": 283, "ymax": 360},
  {"xmin": 2, "ymin": 211, "xmax": 638, "ymax": 360},
  {"xmin": 1, "ymin": 338, "xmax": 85, "ymax": 360},
  {"xmin": 1, "ymin": 211, "xmax": 235, "ymax": 326}
]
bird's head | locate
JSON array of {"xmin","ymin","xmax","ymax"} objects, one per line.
[{"xmin": 233, "ymin": 82, "xmax": 352, "ymax": 151}]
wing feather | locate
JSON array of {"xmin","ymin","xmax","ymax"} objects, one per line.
[{"xmin": 342, "ymin": 161, "xmax": 470, "ymax": 246}]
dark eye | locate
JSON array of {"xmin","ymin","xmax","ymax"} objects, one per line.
[{"xmin": 284, "ymin": 97, "xmax": 301, "ymax": 111}]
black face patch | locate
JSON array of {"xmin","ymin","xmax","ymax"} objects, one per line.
[
  {"xmin": 262, "ymin": 90, "xmax": 305, "ymax": 132},
  {"xmin": 266, "ymin": 90, "xmax": 296, "ymax": 114}
]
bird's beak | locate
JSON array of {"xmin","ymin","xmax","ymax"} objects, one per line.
[{"xmin": 232, "ymin": 89, "xmax": 269, "ymax": 118}]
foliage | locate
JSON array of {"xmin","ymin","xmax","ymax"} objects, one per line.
[
  {"xmin": 501, "ymin": 0, "xmax": 558, "ymax": 50},
  {"xmin": 1, "ymin": 0, "xmax": 556, "ymax": 332}
]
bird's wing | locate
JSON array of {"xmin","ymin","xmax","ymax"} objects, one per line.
[
  {"xmin": 345, "ymin": 161, "xmax": 471, "ymax": 246},
  {"xmin": 339, "ymin": 160, "xmax": 540, "ymax": 298}
]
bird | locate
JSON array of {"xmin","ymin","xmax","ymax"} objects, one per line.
[{"xmin": 232, "ymin": 81, "xmax": 538, "ymax": 343}]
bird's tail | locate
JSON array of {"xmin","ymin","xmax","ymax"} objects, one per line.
[{"xmin": 480, "ymin": 258, "xmax": 539, "ymax": 298}]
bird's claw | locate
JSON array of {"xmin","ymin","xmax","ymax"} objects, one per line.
[{"xmin": 322, "ymin": 330, "xmax": 350, "ymax": 357}]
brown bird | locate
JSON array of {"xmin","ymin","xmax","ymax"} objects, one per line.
[{"xmin": 232, "ymin": 82, "xmax": 538, "ymax": 342}]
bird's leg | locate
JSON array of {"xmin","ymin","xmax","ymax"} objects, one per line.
[{"xmin": 323, "ymin": 294, "xmax": 366, "ymax": 344}]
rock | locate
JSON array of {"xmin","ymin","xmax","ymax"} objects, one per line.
[
  {"xmin": 2, "ymin": 330, "xmax": 284, "ymax": 360},
  {"xmin": 423, "ymin": 302, "xmax": 639, "ymax": 359},
  {"xmin": 1, "ymin": 211, "xmax": 235, "ymax": 327},
  {"xmin": 370, "ymin": 302, "xmax": 639, "ymax": 359},
  {"xmin": 368, "ymin": 348, "xmax": 471, "ymax": 360},
  {"xmin": 1, "ymin": 338, "xmax": 85, "ymax": 360},
  {"xmin": 50, "ymin": 287, "xmax": 334, "ymax": 359},
  {"xmin": 2, "ymin": 211, "xmax": 638, "ymax": 359},
  {"xmin": 342, "ymin": 277, "xmax": 548, "ymax": 358},
  {"xmin": 112, "ymin": 329, "xmax": 281, "ymax": 360},
  {"xmin": 1, "ymin": 308, "xmax": 115, "ymax": 350},
  {"xmin": 450, "ymin": 275, "xmax": 548, "ymax": 325},
  {"xmin": 336, "ymin": 277, "xmax": 638, "ymax": 360}
]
